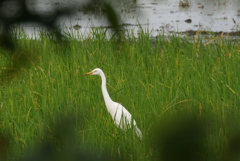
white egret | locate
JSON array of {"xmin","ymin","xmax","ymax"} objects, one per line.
[{"xmin": 84, "ymin": 68, "xmax": 142, "ymax": 139}]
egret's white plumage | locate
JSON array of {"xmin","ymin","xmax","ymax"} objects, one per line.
[{"xmin": 84, "ymin": 68, "xmax": 142, "ymax": 139}]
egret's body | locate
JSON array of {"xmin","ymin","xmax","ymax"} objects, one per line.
[{"xmin": 84, "ymin": 68, "xmax": 142, "ymax": 139}]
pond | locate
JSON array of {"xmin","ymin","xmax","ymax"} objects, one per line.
[{"xmin": 3, "ymin": 0, "xmax": 240, "ymax": 38}]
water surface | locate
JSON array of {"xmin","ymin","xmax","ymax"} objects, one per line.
[{"xmin": 4, "ymin": 0, "xmax": 240, "ymax": 38}]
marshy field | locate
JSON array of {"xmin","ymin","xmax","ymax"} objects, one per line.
[{"xmin": 1, "ymin": 29, "xmax": 240, "ymax": 161}]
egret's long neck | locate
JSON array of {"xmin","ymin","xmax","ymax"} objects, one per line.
[{"xmin": 100, "ymin": 72, "xmax": 113, "ymax": 106}]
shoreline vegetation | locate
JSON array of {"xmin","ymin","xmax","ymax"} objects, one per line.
[{"xmin": 1, "ymin": 28, "xmax": 240, "ymax": 161}]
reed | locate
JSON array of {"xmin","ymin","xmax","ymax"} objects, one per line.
[{"xmin": 1, "ymin": 28, "xmax": 240, "ymax": 161}]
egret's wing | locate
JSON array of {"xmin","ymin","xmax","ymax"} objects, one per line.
[{"xmin": 135, "ymin": 126, "xmax": 142, "ymax": 139}]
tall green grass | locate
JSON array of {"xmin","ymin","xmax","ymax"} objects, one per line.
[{"xmin": 1, "ymin": 29, "xmax": 240, "ymax": 161}]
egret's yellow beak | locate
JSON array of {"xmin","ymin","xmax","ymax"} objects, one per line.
[{"xmin": 83, "ymin": 71, "xmax": 95, "ymax": 76}]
